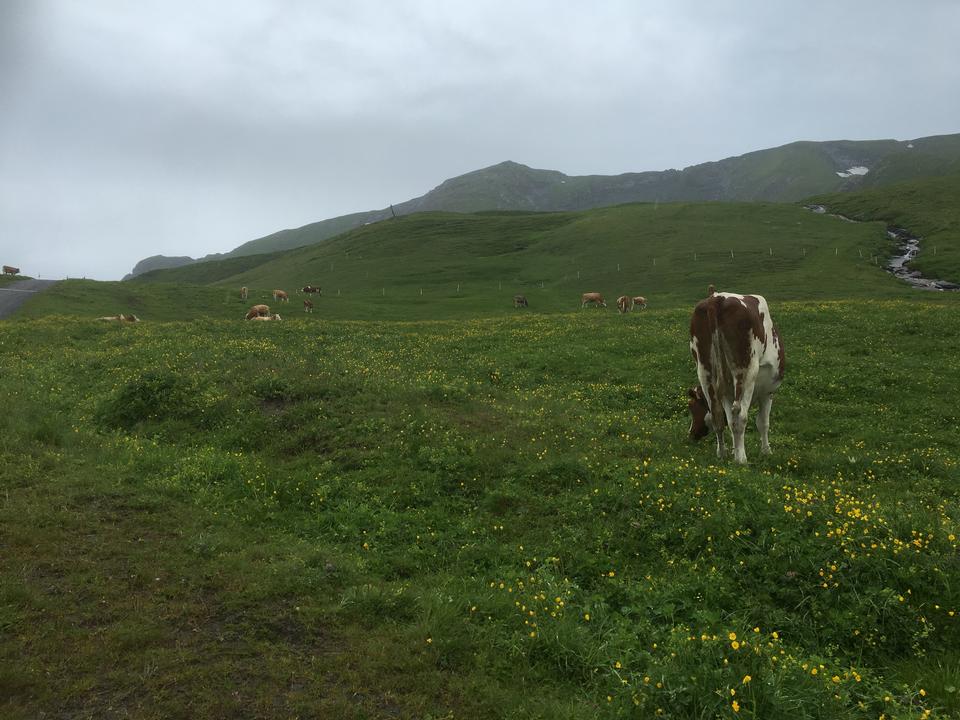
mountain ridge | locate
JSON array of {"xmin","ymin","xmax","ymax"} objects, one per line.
[{"xmin": 125, "ymin": 133, "xmax": 960, "ymax": 278}]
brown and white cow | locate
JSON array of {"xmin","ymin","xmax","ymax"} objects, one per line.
[
  {"xmin": 303, "ymin": 298, "xmax": 314, "ymax": 313},
  {"xmin": 687, "ymin": 287, "xmax": 785, "ymax": 464},
  {"xmin": 581, "ymin": 292, "xmax": 606, "ymax": 308},
  {"xmin": 513, "ymin": 294, "xmax": 528, "ymax": 308},
  {"xmin": 301, "ymin": 285, "xmax": 322, "ymax": 294},
  {"xmin": 245, "ymin": 304, "xmax": 270, "ymax": 320},
  {"xmin": 250, "ymin": 313, "xmax": 282, "ymax": 321},
  {"xmin": 616, "ymin": 295, "xmax": 631, "ymax": 313},
  {"xmin": 2, "ymin": 265, "xmax": 20, "ymax": 276},
  {"xmin": 632, "ymin": 296, "xmax": 647, "ymax": 310},
  {"xmin": 273, "ymin": 289, "xmax": 289, "ymax": 303},
  {"xmin": 240, "ymin": 286, "xmax": 248, "ymax": 300}
]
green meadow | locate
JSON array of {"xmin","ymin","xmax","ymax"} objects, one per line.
[
  {"xmin": 22, "ymin": 201, "xmax": 913, "ymax": 322},
  {"xmin": 0, "ymin": 274, "xmax": 32, "ymax": 288},
  {"xmin": 3, "ymin": 189, "xmax": 960, "ymax": 718},
  {"xmin": 810, "ymin": 173, "xmax": 960, "ymax": 283}
]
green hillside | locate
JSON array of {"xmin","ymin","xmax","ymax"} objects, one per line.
[
  {"xmin": 809, "ymin": 172, "xmax": 960, "ymax": 282},
  {"xmin": 125, "ymin": 134, "xmax": 960, "ymax": 274},
  {"xmin": 860, "ymin": 134, "xmax": 960, "ymax": 187},
  {"xmin": 130, "ymin": 249, "xmax": 288, "ymax": 285},
  {"xmin": 12, "ymin": 279, "xmax": 241, "ymax": 321},
  {"xmin": 217, "ymin": 209, "xmax": 393, "ymax": 260},
  {"xmin": 122, "ymin": 254, "xmax": 195, "ymax": 280},
  {"xmin": 77, "ymin": 201, "xmax": 902, "ymax": 322},
  {"xmin": 0, "ymin": 274, "xmax": 33, "ymax": 287}
]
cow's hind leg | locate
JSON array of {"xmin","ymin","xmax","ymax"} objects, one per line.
[
  {"xmin": 713, "ymin": 401, "xmax": 729, "ymax": 459},
  {"xmin": 727, "ymin": 395, "xmax": 750, "ymax": 464},
  {"xmin": 714, "ymin": 428, "xmax": 727, "ymax": 459},
  {"xmin": 756, "ymin": 393, "xmax": 773, "ymax": 455},
  {"xmin": 730, "ymin": 364, "xmax": 759, "ymax": 464}
]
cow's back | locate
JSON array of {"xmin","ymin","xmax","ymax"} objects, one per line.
[{"xmin": 691, "ymin": 291, "xmax": 783, "ymax": 403}]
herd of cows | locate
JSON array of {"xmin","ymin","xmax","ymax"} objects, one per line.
[
  {"xmin": 240, "ymin": 285, "xmax": 321, "ymax": 320},
  {"xmin": 235, "ymin": 283, "xmax": 784, "ymax": 464},
  {"xmin": 77, "ymin": 278, "xmax": 785, "ymax": 465},
  {"xmin": 509, "ymin": 292, "xmax": 648, "ymax": 312}
]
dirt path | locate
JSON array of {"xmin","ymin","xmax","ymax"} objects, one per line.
[{"xmin": 0, "ymin": 279, "xmax": 59, "ymax": 319}]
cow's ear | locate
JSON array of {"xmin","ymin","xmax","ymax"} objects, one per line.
[{"xmin": 688, "ymin": 387, "xmax": 698, "ymax": 399}]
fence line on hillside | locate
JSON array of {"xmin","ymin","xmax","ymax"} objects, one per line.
[{"xmin": 277, "ymin": 242, "xmax": 900, "ymax": 299}]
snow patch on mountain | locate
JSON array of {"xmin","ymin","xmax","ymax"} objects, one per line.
[{"xmin": 836, "ymin": 166, "xmax": 870, "ymax": 178}]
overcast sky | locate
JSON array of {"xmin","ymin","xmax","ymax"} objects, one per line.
[{"xmin": 2, "ymin": 1, "xmax": 958, "ymax": 280}]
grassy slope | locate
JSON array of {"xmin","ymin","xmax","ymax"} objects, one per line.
[
  {"xmin": 3, "ymin": 300, "xmax": 959, "ymax": 718},
  {"xmin": 219, "ymin": 209, "xmax": 392, "ymax": 260},
  {"xmin": 862, "ymin": 134, "xmax": 960, "ymax": 187},
  {"xmin": 809, "ymin": 172, "xmax": 960, "ymax": 282},
  {"xmin": 12, "ymin": 279, "xmax": 244, "ymax": 322},
  {"xmin": 144, "ymin": 135, "xmax": 960, "ymax": 263},
  {"xmin": 56, "ymin": 201, "xmax": 912, "ymax": 322},
  {"xmin": 130, "ymin": 249, "xmax": 288, "ymax": 285},
  {"xmin": 696, "ymin": 139, "xmax": 895, "ymax": 201},
  {"xmin": 0, "ymin": 275, "xmax": 33, "ymax": 287}
]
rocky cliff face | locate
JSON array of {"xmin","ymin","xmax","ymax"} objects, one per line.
[{"xmin": 122, "ymin": 255, "xmax": 196, "ymax": 280}]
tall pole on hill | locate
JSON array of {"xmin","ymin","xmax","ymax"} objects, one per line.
[{"xmin": 390, "ymin": 204, "xmax": 397, "ymax": 219}]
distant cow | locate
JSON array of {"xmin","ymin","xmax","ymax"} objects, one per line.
[
  {"xmin": 304, "ymin": 299, "xmax": 314, "ymax": 313},
  {"xmin": 245, "ymin": 304, "xmax": 270, "ymax": 320},
  {"xmin": 250, "ymin": 313, "xmax": 282, "ymax": 321},
  {"xmin": 616, "ymin": 295, "xmax": 630, "ymax": 314},
  {"xmin": 97, "ymin": 314, "xmax": 140, "ymax": 322},
  {"xmin": 632, "ymin": 296, "xmax": 647, "ymax": 310},
  {"xmin": 2, "ymin": 265, "xmax": 19, "ymax": 276},
  {"xmin": 273, "ymin": 290, "xmax": 289, "ymax": 302},
  {"xmin": 301, "ymin": 285, "xmax": 322, "ymax": 294},
  {"xmin": 240, "ymin": 286, "xmax": 248, "ymax": 300},
  {"xmin": 581, "ymin": 292, "xmax": 606, "ymax": 308},
  {"xmin": 513, "ymin": 294, "xmax": 528, "ymax": 308},
  {"xmin": 688, "ymin": 286, "xmax": 785, "ymax": 464}
]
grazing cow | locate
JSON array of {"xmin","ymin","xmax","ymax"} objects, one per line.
[
  {"xmin": 301, "ymin": 285, "xmax": 322, "ymax": 294},
  {"xmin": 2, "ymin": 265, "xmax": 19, "ymax": 276},
  {"xmin": 688, "ymin": 286, "xmax": 785, "ymax": 464},
  {"xmin": 250, "ymin": 313, "xmax": 282, "ymax": 321},
  {"xmin": 632, "ymin": 296, "xmax": 647, "ymax": 310},
  {"xmin": 304, "ymin": 298, "xmax": 314, "ymax": 313},
  {"xmin": 240, "ymin": 286, "xmax": 248, "ymax": 300},
  {"xmin": 581, "ymin": 292, "xmax": 607, "ymax": 308},
  {"xmin": 616, "ymin": 295, "xmax": 631, "ymax": 314},
  {"xmin": 273, "ymin": 289, "xmax": 289, "ymax": 303},
  {"xmin": 513, "ymin": 294, "xmax": 528, "ymax": 308},
  {"xmin": 97, "ymin": 314, "xmax": 140, "ymax": 322},
  {"xmin": 245, "ymin": 304, "xmax": 270, "ymax": 320}
]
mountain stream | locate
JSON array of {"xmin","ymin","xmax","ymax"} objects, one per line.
[{"xmin": 805, "ymin": 205, "xmax": 959, "ymax": 292}]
